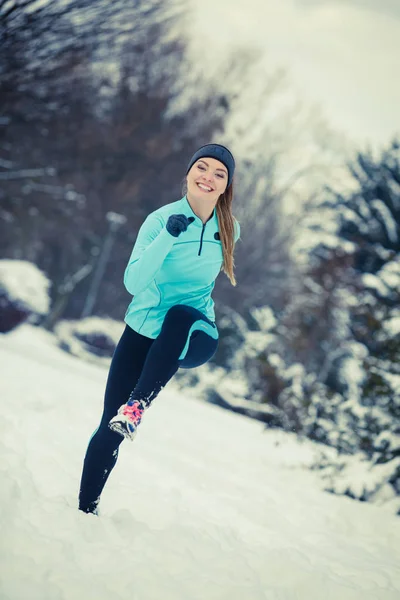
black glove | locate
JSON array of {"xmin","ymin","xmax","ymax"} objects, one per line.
[{"xmin": 166, "ymin": 214, "xmax": 195, "ymax": 238}]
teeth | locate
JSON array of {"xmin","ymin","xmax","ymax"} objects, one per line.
[{"xmin": 197, "ymin": 183, "xmax": 212, "ymax": 192}]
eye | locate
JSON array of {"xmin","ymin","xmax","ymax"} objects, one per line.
[
  {"xmin": 216, "ymin": 173, "xmax": 225, "ymax": 179},
  {"xmin": 197, "ymin": 164, "xmax": 206, "ymax": 171}
]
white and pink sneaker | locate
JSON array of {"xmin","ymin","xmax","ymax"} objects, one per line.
[{"xmin": 108, "ymin": 399, "xmax": 147, "ymax": 441}]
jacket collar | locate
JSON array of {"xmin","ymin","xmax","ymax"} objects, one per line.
[{"xmin": 182, "ymin": 196, "xmax": 217, "ymax": 228}]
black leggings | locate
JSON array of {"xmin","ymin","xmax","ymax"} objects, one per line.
[{"xmin": 78, "ymin": 304, "xmax": 218, "ymax": 513}]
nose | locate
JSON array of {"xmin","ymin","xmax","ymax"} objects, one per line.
[{"xmin": 201, "ymin": 172, "xmax": 214, "ymax": 183}]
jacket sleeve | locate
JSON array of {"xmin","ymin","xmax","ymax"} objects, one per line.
[{"xmin": 124, "ymin": 213, "xmax": 175, "ymax": 296}]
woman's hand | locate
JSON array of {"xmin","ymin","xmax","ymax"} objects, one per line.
[{"xmin": 166, "ymin": 214, "xmax": 195, "ymax": 238}]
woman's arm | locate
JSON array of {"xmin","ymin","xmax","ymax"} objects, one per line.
[{"xmin": 124, "ymin": 213, "xmax": 175, "ymax": 296}]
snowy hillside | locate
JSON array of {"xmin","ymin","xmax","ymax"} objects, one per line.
[{"xmin": 1, "ymin": 325, "xmax": 400, "ymax": 600}]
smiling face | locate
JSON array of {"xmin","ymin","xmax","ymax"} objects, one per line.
[{"xmin": 186, "ymin": 157, "xmax": 228, "ymax": 204}]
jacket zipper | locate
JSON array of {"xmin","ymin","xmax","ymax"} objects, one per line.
[{"xmin": 198, "ymin": 223, "xmax": 206, "ymax": 256}]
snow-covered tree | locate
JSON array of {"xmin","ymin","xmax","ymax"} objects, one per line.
[{"xmin": 290, "ymin": 139, "xmax": 400, "ymax": 512}]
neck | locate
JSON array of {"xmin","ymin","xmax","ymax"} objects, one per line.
[{"xmin": 186, "ymin": 192, "xmax": 217, "ymax": 224}]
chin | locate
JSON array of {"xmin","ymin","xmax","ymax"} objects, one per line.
[{"xmin": 190, "ymin": 187, "xmax": 216, "ymax": 202}]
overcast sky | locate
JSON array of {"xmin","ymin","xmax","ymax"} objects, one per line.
[{"xmin": 188, "ymin": 0, "xmax": 400, "ymax": 149}]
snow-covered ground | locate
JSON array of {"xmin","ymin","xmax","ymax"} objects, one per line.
[{"xmin": 1, "ymin": 326, "xmax": 399, "ymax": 600}]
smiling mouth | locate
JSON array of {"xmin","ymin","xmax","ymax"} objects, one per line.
[{"xmin": 197, "ymin": 182, "xmax": 214, "ymax": 192}]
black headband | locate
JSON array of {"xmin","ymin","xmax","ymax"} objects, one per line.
[{"xmin": 186, "ymin": 143, "xmax": 235, "ymax": 187}]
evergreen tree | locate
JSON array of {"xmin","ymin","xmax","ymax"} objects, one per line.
[{"xmin": 301, "ymin": 139, "xmax": 400, "ymax": 512}]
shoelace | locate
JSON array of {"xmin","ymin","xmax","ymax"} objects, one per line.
[{"xmin": 122, "ymin": 401, "xmax": 145, "ymax": 425}]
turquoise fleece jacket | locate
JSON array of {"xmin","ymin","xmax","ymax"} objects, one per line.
[{"xmin": 124, "ymin": 196, "xmax": 240, "ymax": 338}]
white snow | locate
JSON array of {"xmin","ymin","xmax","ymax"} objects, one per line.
[
  {"xmin": 362, "ymin": 257, "xmax": 400, "ymax": 299},
  {"xmin": 0, "ymin": 260, "xmax": 50, "ymax": 315},
  {"xmin": 54, "ymin": 317, "xmax": 124, "ymax": 366},
  {"xmin": 1, "ymin": 325, "xmax": 400, "ymax": 600},
  {"xmin": 371, "ymin": 199, "xmax": 398, "ymax": 244},
  {"xmin": 362, "ymin": 273, "xmax": 390, "ymax": 297},
  {"xmin": 319, "ymin": 452, "xmax": 400, "ymax": 510},
  {"xmin": 384, "ymin": 315, "xmax": 400, "ymax": 337}
]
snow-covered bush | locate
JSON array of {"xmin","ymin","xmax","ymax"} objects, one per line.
[
  {"xmin": 0, "ymin": 260, "xmax": 50, "ymax": 333},
  {"xmin": 252, "ymin": 331, "xmax": 400, "ymax": 513},
  {"xmin": 176, "ymin": 306, "xmax": 286, "ymax": 424},
  {"xmin": 211, "ymin": 304, "xmax": 250, "ymax": 369},
  {"xmin": 55, "ymin": 317, "xmax": 124, "ymax": 365},
  {"xmin": 317, "ymin": 258, "xmax": 400, "ymax": 513},
  {"xmin": 312, "ymin": 451, "xmax": 400, "ymax": 515}
]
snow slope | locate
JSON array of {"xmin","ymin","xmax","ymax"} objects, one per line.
[{"xmin": 1, "ymin": 326, "xmax": 399, "ymax": 600}]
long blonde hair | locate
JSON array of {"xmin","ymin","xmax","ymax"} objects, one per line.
[
  {"xmin": 182, "ymin": 180, "xmax": 239, "ymax": 286},
  {"xmin": 216, "ymin": 183, "xmax": 238, "ymax": 286}
]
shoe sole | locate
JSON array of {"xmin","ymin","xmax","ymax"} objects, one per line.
[{"xmin": 108, "ymin": 419, "xmax": 137, "ymax": 441}]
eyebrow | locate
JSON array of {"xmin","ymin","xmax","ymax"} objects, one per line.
[{"xmin": 198, "ymin": 159, "xmax": 227, "ymax": 174}]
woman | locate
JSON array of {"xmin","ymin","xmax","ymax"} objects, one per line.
[{"xmin": 78, "ymin": 143, "xmax": 240, "ymax": 514}]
